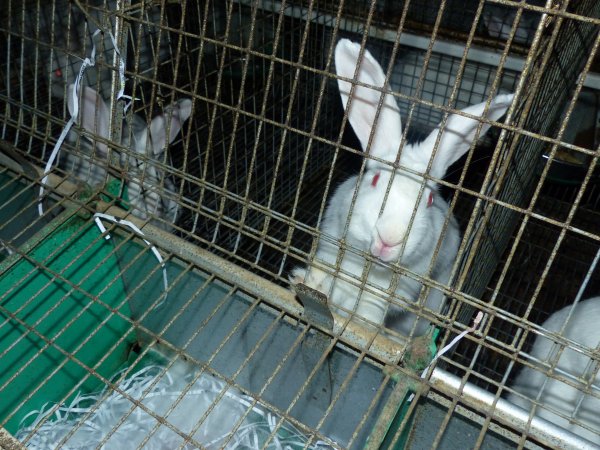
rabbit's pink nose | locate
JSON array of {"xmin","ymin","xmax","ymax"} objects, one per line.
[
  {"xmin": 378, "ymin": 236, "xmax": 395, "ymax": 248},
  {"xmin": 371, "ymin": 232, "xmax": 401, "ymax": 262},
  {"xmin": 371, "ymin": 240, "xmax": 395, "ymax": 262}
]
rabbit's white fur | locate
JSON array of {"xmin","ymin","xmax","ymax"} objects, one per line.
[
  {"xmin": 65, "ymin": 84, "xmax": 192, "ymax": 231},
  {"xmin": 508, "ymin": 297, "xmax": 600, "ymax": 444},
  {"xmin": 290, "ymin": 39, "xmax": 513, "ymax": 335}
]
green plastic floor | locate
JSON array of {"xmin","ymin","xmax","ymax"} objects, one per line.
[{"xmin": 0, "ymin": 211, "xmax": 135, "ymax": 433}]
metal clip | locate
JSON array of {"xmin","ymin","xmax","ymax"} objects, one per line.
[{"xmin": 293, "ymin": 282, "xmax": 334, "ymax": 331}]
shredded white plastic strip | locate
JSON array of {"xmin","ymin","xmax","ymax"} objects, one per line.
[
  {"xmin": 423, "ymin": 311, "xmax": 484, "ymax": 377},
  {"xmin": 16, "ymin": 361, "xmax": 337, "ymax": 450},
  {"xmin": 106, "ymin": 30, "xmax": 135, "ymax": 112},
  {"xmin": 38, "ymin": 29, "xmax": 102, "ymax": 217},
  {"xmin": 407, "ymin": 311, "xmax": 484, "ymax": 403},
  {"xmin": 38, "ymin": 25, "xmax": 132, "ymax": 215},
  {"xmin": 93, "ymin": 212, "xmax": 169, "ymax": 306}
]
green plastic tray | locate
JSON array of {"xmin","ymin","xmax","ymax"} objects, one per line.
[{"xmin": 0, "ymin": 211, "xmax": 135, "ymax": 434}]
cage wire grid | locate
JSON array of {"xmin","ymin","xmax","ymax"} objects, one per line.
[
  {"xmin": 0, "ymin": 167, "xmax": 394, "ymax": 449},
  {"xmin": 445, "ymin": 0, "xmax": 600, "ymax": 385},
  {"xmin": 1, "ymin": 0, "xmax": 600, "ymax": 449}
]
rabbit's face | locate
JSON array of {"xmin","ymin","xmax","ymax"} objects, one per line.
[
  {"xmin": 350, "ymin": 160, "xmax": 434, "ymax": 263},
  {"xmin": 333, "ymin": 39, "xmax": 511, "ymax": 267},
  {"xmin": 333, "ymin": 39, "xmax": 513, "ymax": 263}
]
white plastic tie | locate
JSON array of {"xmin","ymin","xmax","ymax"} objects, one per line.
[
  {"xmin": 93, "ymin": 212, "xmax": 169, "ymax": 306},
  {"xmin": 423, "ymin": 311, "xmax": 485, "ymax": 377},
  {"xmin": 38, "ymin": 25, "xmax": 131, "ymax": 216},
  {"xmin": 107, "ymin": 30, "xmax": 129, "ymax": 108},
  {"xmin": 407, "ymin": 311, "xmax": 485, "ymax": 403},
  {"xmin": 38, "ymin": 29, "xmax": 102, "ymax": 217}
]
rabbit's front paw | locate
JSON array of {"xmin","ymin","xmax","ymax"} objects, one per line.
[
  {"xmin": 289, "ymin": 266, "xmax": 329, "ymax": 292},
  {"xmin": 289, "ymin": 267, "xmax": 307, "ymax": 285}
]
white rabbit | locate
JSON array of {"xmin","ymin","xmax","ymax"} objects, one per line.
[
  {"xmin": 65, "ymin": 84, "xmax": 192, "ymax": 231},
  {"xmin": 508, "ymin": 297, "xmax": 600, "ymax": 444},
  {"xmin": 290, "ymin": 39, "xmax": 513, "ymax": 336}
]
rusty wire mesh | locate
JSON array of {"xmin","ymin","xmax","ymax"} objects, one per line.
[{"xmin": 1, "ymin": 0, "xmax": 600, "ymax": 449}]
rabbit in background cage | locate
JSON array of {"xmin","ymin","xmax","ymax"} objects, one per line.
[
  {"xmin": 507, "ymin": 296, "xmax": 600, "ymax": 444},
  {"xmin": 49, "ymin": 45, "xmax": 113, "ymax": 100},
  {"xmin": 64, "ymin": 84, "xmax": 192, "ymax": 231},
  {"xmin": 45, "ymin": 0, "xmax": 171, "ymax": 100},
  {"xmin": 290, "ymin": 39, "xmax": 513, "ymax": 336}
]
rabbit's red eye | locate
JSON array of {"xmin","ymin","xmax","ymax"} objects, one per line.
[
  {"xmin": 54, "ymin": 68, "xmax": 62, "ymax": 78},
  {"xmin": 371, "ymin": 171, "xmax": 380, "ymax": 187},
  {"xmin": 427, "ymin": 192, "xmax": 434, "ymax": 208}
]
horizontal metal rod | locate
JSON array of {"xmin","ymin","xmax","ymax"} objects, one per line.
[
  {"xmin": 238, "ymin": 0, "xmax": 600, "ymax": 90},
  {"xmin": 429, "ymin": 368, "xmax": 598, "ymax": 450},
  {"xmin": 96, "ymin": 201, "xmax": 407, "ymax": 365}
]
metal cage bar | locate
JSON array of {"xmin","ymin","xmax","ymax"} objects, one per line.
[{"xmin": 1, "ymin": 0, "xmax": 600, "ymax": 449}]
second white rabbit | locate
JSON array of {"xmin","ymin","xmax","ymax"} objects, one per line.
[{"xmin": 508, "ymin": 297, "xmax": 600, "ymax": 444}]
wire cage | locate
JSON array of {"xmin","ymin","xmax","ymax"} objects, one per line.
[{"xmin": 1, "ymin": 0, "xmax": 600, "ymax": 449}]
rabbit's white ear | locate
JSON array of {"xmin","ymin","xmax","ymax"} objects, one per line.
[
  {"xmin": 149, "ymin": 99, "xmax": 193, "ymax": 155},
  {"xmin": 67, "ymin": 84, "xmax": 110, "ymax": 155},
  {"xmin": 335, "ymin": 39, "xmax": 402, "ymax": 163},
  {"xmin": 421, "ymin": 93, "xmax": 514, "ymax": 179}
]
